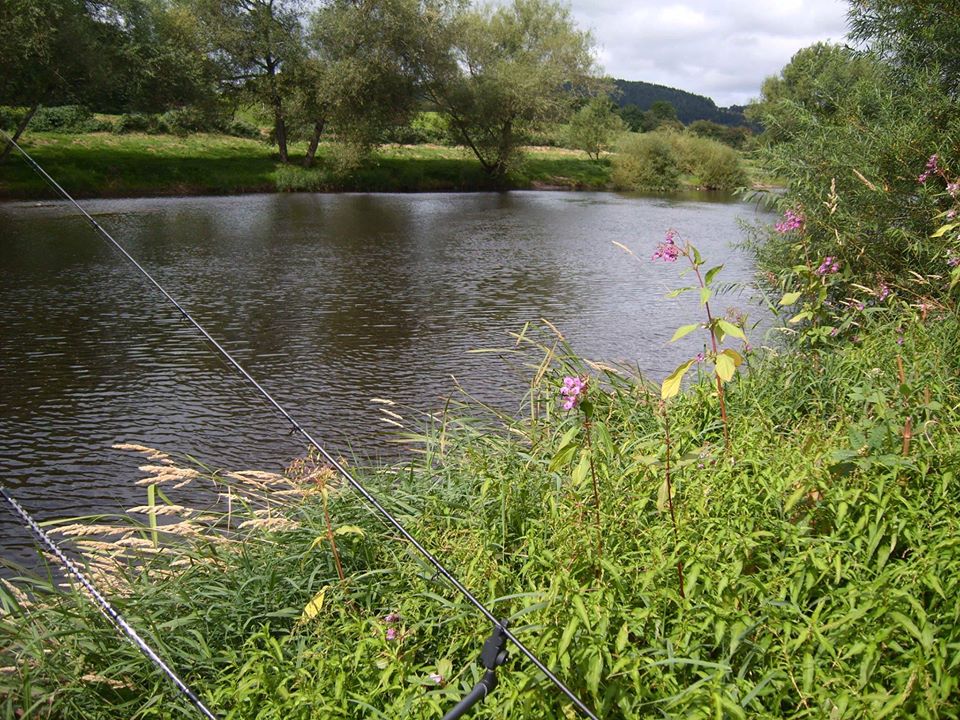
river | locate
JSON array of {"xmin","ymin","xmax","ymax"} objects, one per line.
[{"xmin": 0, "ymin": 190, "xmax": 770, "ymax": 568}]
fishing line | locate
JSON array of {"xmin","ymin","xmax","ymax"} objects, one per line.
[
  {"xmin": 2, "ymin": 131, "xmax": 599, "ymax": 720},
  {"xmin": 0, "ymin": 486, "xmax": 219, "ymax": 720}
]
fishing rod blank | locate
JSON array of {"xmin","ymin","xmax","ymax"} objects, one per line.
[
  {"xmin": 2, "ymin": 131, "xmax": 599, "ymax": 720},
  {"xmin": 0, "ymin": 486, "xmax": 218, "ymax": 720}
]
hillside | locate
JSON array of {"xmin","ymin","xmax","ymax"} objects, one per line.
[{"xmin": 612, "ymin": 79, "xmax": 748, "ymax": 126}]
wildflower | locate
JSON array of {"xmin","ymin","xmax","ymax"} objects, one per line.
[
  {"xmin": 560, "ymin": 375, "xmax": 587, "ymax": 411},
  {"xmin": 652, "ymin": 230, "xmax": 681, "ymax": 262},
  {"xmin": 948, "ymin": 250, "xmax": 960, "ymax": 268},
  {"xmin": 429, "ymin": 673, "xmax": 444, "ymax": 685},
  {"xmin": 948, "ymin": 182, "xmax": 959, "ymax": 197},
  {"xmin": 384, "ymin": 612, "xmax": 400, "ymax": 624},
  {"xmin": 386, "ymin": 627, "xmax": 397, "ymax": 641},
  {"xmin": 948, "ymin": 209, "xmax": 958, "ymax": 219},
  {"xmin": 918, "ymin": 154, "xmax": 939, "ymax": 183},
  {"xmin": 896, "ymin": 326, "xmax": 904, "ymax": 346},
  {"xmin": 775, "ymin": 209, "xmax": 804, "ymax": 234},
  {"xmin": 815, "ymin": 256, "xmax": 840, "ymax": 276},
  {"xmin": 694, "ymin": 352, "xmax": 705, "ymax": 363},
  {"xmin": 877, "ymin": 284, "xmax": 890, "ymax": 301}
]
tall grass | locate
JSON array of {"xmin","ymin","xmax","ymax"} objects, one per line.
[{"xmin": 2, "ymin": 310, "xmax": 959, "ymax": 718}]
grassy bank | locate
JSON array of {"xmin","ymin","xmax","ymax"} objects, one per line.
[
  {"xmin": 2, "ymin": 306, "xmax": 958, "ymax": 718},
  {"xmin": 0, "ymin": 132, "xmax": 618, "ymax": 199}
]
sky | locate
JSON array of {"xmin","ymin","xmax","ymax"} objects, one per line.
[{"xmin": 566, "ymin": 0, "xmax": 851, "ymax": 107}]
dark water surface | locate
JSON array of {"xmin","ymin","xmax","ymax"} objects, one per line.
[{"xmin": 0, "ymin": 191, "xmax": 768, "ymax": 566}]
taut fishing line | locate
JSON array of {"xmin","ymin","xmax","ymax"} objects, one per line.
[{"xmin": 0, "ymin": 131, "xmax": 599, "ymax": 719}]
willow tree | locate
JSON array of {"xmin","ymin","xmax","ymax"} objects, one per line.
[{"xmin": 418, "ymin": 0, "xmax": 600, "ymax": 180}]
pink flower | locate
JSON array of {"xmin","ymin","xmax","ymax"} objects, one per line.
[
  {"xmin": 775, "ymin": 209, "xmax": 804, "ymax": 234},
  {"xmin": 815, "ymin": 256, "xmax": 840, "ymax": 276},
  {"xmin": 429, "ymin": 673, "xmax": 444, "ymax": 685},
  {"xmin": 877, "ymin": 284, "xmax": 890, "ymax": 301},
  {"xmin": 386, "ymin": 627, "xmax": 397, "ymax": 641},
  {"xmin": 560, "ymin": 375, "xmax": 587, "ymax": 411},
  {"xmin": 384, "ymin": 613, "xmax": 400, "ymax": 624},
  {"xmin": 947, "ymin": 182, "xmax": 959, "ymax": 197},
  {"xmin": 652, "ymin": 230, "xmax": 681, "ymax": 262},
  {"xmin": 919, "ymin": 154, "xmax": 939, "ymax": 183}
]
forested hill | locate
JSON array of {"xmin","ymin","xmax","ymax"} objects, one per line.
[{"xmin": 612, "ymin": 79, "xmax": 748, "ymax": 126}]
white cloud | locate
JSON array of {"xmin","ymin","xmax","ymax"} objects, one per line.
[{"xmin": 568, "ymin": 0, "xmax": 850, "ymax": 106}]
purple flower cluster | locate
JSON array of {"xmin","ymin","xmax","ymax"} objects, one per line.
[
  {"xmin": 918, "ymin": 154, "xmax": 939, "ymax": 183},
  {"xmin": 815, "ymin": 256, "xmax": 840, "ymax": 276},
  {"xmin": 775, "ymin": 209, "xmax": 804, "ymax": 234},
  {"xmin": 948, "ymin": 250, "xmax": 960, "ymax": 268},
  {"xmin": 652, "ymin": 229, "xmax": 681, "ymax": 262},
  {"xmin": 948, "ymin": 182, "xmax": 959, "ymax": 197},
  {"xmin": 560, "ymin": 376, "xmax": 587, "ymax": 411},
  {"xmin": 877, "ymin": 283, "xmax": 891, "ymax": 301},
  {"xmin": 384, "ymin": 612, "xmax": 400, "ymax": 641}
]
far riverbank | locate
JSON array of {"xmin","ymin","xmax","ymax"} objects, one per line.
[{"xmin": 0, "ymin": 132, "xmax": 768, "ymax": 200}]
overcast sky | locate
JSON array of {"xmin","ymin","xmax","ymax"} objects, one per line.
[{"xmin": 566, "ymin": 0, "xmax": 851, "ymax": 107}]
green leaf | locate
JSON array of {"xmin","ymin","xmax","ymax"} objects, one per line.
[
  {"xmin": 779, "ymin": 291, "xmax": 802, "ymax": 306},
  {"xmin": 717, "ymin": 319, "xmax": 746, "ymax": 340},
  {"xmin": 661, "ymin": 359, "xmax": 695, "ymax": 399},
  {"xmin": 931, "ymin": 221, "xmax": 958, "ymax": 238},
  {"xmin": 715, "ymin": 353, "xmax": 736, "ymax": 382},
  {"xmin": 704, "ymin": 265, "xmax": 724, "ymax": 285},
  {"xmin": 721, "ymin": 348, "xmax": 745, "ymax": 366},
  {"xmin": 300, "ymin": 586, "xmax": 329, "ymax": 622},
  {"xmin": 572, "ymin": 450, "xmax": 590, "ymax": 486},
  {"xmin": 699, "ymin": 287, "xmax": 712, "ymax": 306},
  {"xmin": 666, "ymin": 286, "xmax": 693, "ymax": 298},
  {"xmin": 334, "ymin": 525, "xmax": 365, "ymax": 537},
  {"xmin": 788, "ymin": 311, "xmax": 811, "ymax": 324},
  {"xmin": 670, "ymin": 323, "xmax": 700, "ymax": 342}
]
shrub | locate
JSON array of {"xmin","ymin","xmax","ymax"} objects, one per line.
[
  {"xmin": 30, "ymin": 105, "xmax": 105, "ymax": 133},
  {"xmin": 666, "ymin": 133, "xmax": 747, "ymax": 191},
  {"xmin": 0, "ymin": 106, "xmax": 29, "ymax": 131},
  {"xmin": 114, "ymin": 112, "xmax": 164, "ymax": 134},
  {"xmin": 611, "ymin": 132, "xmax": 680, "ymax": 191},
  {"xmin": 159, "ymin": 107, "xmax": 222, "ymax": 136},
  {"xmin": 226, "ymin": 119, "xmax": 262, "ymax": 140}
]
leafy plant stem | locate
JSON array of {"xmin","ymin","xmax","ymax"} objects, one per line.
[
  {"xmin": 691, "ymin": 261, "xmax": 731, "ymax": 451},
  {"xmin": 583, "ymin": 419, "xmax": 604, "ymax": 579},
  {"xmin": 662, "ymin": 404, "xmax": 685, "ymax": 599}
]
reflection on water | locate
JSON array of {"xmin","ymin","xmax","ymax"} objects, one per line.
[{"xmin": 0, "ymin": 191, "xmax": 769, "ymax": 566}]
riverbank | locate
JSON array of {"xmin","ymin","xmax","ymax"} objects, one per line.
[
  {"xmin": 0, "ymin": 132, "xmax": 614, "ymax": 199},
  {"xmin": 0, "ymin": 132, "xmax": 766, "ymax": 200},
  {"xmin": 2, "ymin": 309, "xmax": 958, "ymax": 718}
]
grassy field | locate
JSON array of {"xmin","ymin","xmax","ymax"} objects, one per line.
[{"xmin": 0, "ymin": 132, "xmax": 618, "ymax": 199}]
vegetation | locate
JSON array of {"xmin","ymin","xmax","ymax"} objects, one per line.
[
  {"xmin": 612, "ymin": 79, "xmax": 748, "ymax": 126},
  {"xmin": 4, "ymin": 2, "xmax": 960, "ymax": 717}
]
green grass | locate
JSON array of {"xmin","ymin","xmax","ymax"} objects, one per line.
[
  {"xmin": 0, "ymin": 133, "xmax": 619, "ymax": 199},
  {"xmin": 2, "ymin": 307, "xmax": 959, "ymax": 719}
]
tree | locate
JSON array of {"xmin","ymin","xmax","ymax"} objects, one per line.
[
  {"xmin": 418, "ymin": 0, "xmax": 599, "ymax": 180},
  {"xmin": 746, "ymin": 42, "xmax": 881, "ymax": 142},
  {"xmin": 566, "ymin": 96, "xmax": 624, "ymax": 160},
  {"xmin": 191, "ymin": 0, "xmax": 305, "ymax": 163},
  {"xmin": 0, "ymin": 0, "xmax": 101, "ymax": 160},
  {"xmin": 848, "ymin": 0, "xmax": 960, "ymax": 94},
  {"xmin": 292, "ymin": 0, "xmax": 421, "ymax": 169}
]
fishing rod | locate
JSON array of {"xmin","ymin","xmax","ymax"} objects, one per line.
[
  {"xmin": 2, "ymin": 132, "xmax": 600, "ymax": 720},
  {"xmin": 0, "ymin": 486, "xmax": 219, "ymax": 720}
]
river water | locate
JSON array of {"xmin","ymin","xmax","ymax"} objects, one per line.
[{"xmin": 0, "ymin": 191, "xmax": 769, "ymax": 567}]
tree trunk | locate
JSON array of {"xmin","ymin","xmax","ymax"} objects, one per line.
[
  {"xmin": 303, "ymin": 119, "xmax": 326, "ymax": 168},
  {"xmin": 273, "ymin": 96, "xmax": 289, "ymax": 164},
  {"xmin": 0, "ymin": 104, "xmax": 40, "ymax": 164}
]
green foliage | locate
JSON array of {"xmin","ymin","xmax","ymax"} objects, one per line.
[
  {"xmin": 747, "ymin": 43, "xmax": 883, "ymax": 144},
  {"xmin": 419, "ymin": 0, "xmax": 601, "ymax": 179},
  {"xmin": 668, "ymin": 133, "xmax": 747, "ymax": 191},
  {"xmin": 687, "ymin": 120, "xmax": 752, "ymax": 150},
  {"xmin": 28, "ymin": 106, "xmax": 107, "ymax": 133},
  {"xmin": 3, "ymin": 315, "xmax": 960, "ymax": 718},
  {"xmin": 0, "ymin": 106, "xmax": 29, "ymax": 132},
  {"xmin": 611, "ymin": 132, "xmax": 681, "ymax": 191},
  {"xmin": 566, "ymin": 97, "xmax": 625, "ymax": 160},
  {"xmin": 612, "ymin": 79, "xmax": 747, "ymax": 126}
]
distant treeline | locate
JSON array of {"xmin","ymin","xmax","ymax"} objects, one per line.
[{"xmin": 612, "ymin": 79, "xmax": 749, "ymax": 127}]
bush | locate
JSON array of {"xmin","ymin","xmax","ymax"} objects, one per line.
[
  {"xmin": 159, "ymin": 107, "xmax": 221, "ymax": 136},
  {"xmin": 226, "ymin": 119, "xmax": 262, "ymax": 140},
  {"xmin": 611, "ymin": 132, "xmax": 680, "ymax": 191},
  {"xmin": 664, "ymin": 133, "xmax": 747, "ymax": 191},
  {"xmin": 30, "ymin": 105, "xmax": 107, "ymax": 133},
  {"xmin": 114, "ymin": 112, "xmax": 164, "ymax": 134},
  {"xmin": 0, "ymin": 106, "xmax": 29, "ymax": 131}
]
